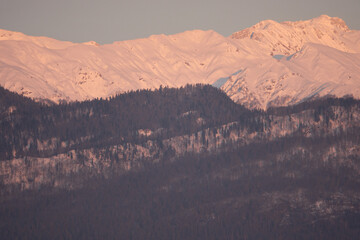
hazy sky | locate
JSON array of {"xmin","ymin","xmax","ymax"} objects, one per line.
[{"xmin": 1, "ymin": 0, "xmax": 359, "ymax": 44}]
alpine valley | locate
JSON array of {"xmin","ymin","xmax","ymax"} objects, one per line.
[{"xmin": 1, "ymin": 16, "xmax": 360, "ymax": 240}]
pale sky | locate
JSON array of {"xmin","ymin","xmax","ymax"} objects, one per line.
[{"xmin": 0, "ymin": 0, "xmax": 359, "ymax": 44}]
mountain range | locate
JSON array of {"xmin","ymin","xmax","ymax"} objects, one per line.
[
  {"xmin": 1, "ymin": 15, "xmax": 359, "ymax": 109},
  {"xmin": 2, "ymin": 15, "xmax": 360, "ymax": 239}
]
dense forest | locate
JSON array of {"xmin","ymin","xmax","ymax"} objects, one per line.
[
  {"xmin": 1, "ymin": 85, "xmax": 359, "ymax": 161},
  {"xmin": 1, "ymin": 85, "xmax": 360, "ymax": 239},
  {"xmin": 1, "ymin": 132, "xmax": 360, "ymax": 239},
  {"xmin": 0, "ymin": 84, "xmax": 256, "ymax": 160}
]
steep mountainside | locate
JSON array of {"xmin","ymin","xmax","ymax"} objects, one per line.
[{"xmin": 0, "ymin": 15, "xmax": 359, "ymax": 108}]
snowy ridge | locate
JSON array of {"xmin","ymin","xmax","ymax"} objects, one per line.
[
  {"xmin": 0, "ymin": 15, "xmax": 360, "ymax": 108},
  {"xmin": 221, "ymin": 43, "xmax": 360, "ymax": 109},
  {"xmin": 231, "ymin": 15, "xmax": 359, "ymax": 55}
]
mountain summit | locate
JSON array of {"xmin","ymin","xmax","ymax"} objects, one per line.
[
  {"xmin": 231, "ymin": 15, "xmax": 357, "ymax": 55},
  {"xmin": 0, "ymin": 15, "xmax": 359, "ymax": 108}
]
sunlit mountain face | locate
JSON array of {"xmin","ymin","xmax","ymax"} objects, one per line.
[{"xmin": 1, "ymin": 15, "xmax": 360, "ymax": 109}]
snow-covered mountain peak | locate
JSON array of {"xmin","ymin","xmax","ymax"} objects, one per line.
[
  {"xmin": 173, "ymin": 29, "xmax": 218, "ymax": 39},
  {"xmin": 0, "ymin": 29, "xmax": 25, "ymax": 41},
  {"xmin": 0, "ymin": 16, "xmax": 359, "ymax": 109},
  {"xmin": 230, "ymin": 16, "xmax": 354, "ymax": 55},
  {"xmin": 166, "ymin": 29, "xmax": 225, "ymax": 47},
  {"xmin": 309, "ymin": 15, "xmax": 349, "ymax": 31},
  {"xmin": 82, "ymin": 41, "xmax": 100, "ymax": 47},
  {"xmin": 251, "ymin": 19, "xmax": 279, "ymax": 30},
  {"xmin": 0, "ymin": 28, "xmax": 75, "ymax": 49}
]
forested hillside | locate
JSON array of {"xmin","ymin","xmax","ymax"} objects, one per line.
[
  {"xmin": 0, "ymin": 84, "xmax": 253, "ymax": 160},
  {"xmin": 1, "ymin": 85, "xmax": 360, "ymax": 239}
]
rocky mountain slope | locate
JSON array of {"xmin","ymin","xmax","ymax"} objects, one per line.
[{"xmin": 0, "ymin": 15, "xmax": 359, "ymax": 108}]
